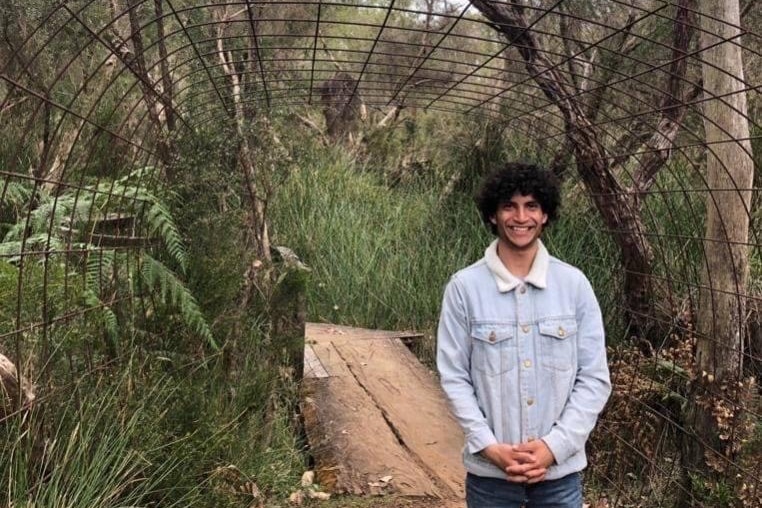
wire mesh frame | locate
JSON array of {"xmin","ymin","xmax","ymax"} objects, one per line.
[
  {"xmin": 1, "ymin": 0, "xmax": 762, "ymax": 506},
  {"xmin": 0, "ymin": 0, "xmax": 756, "ymax": 448},
  {"xmin": 0, "ymin": 0, "xmax": 756, "ymax": 400}
]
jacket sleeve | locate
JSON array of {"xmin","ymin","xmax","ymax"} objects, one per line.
[
  {"xmin": 541, "ymin": 275, "xmax": 612, "ymax": 464},
  {"xmin": 437, "ymin": 277, "xmax": 498, "ymax": 454}
]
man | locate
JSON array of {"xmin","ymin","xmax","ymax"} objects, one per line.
[{"xmin": 437, "ymin": 163, "xmax": 611, "ymax": 507}]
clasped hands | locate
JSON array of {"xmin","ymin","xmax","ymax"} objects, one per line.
[{"xmin": 481, "ymin": 440, "xmax": 555, "ymax": 484}]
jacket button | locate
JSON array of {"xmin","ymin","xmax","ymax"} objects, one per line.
[
  {"xmin": 524, "ymin": 360, "xmax": 532, "ymax": 368},
  {"xmin": 558, "ymin": 327, "xmax": 565, "ymax": 337},
  {"xmin": 527, "ymin": 398, "xmax": 534, "ymax": 406},
  {"xmin": 519, "ymin": 285, "xmax": 527, "ymax": 294},
  {"xmin": 521, "ymin": 325, "xmax": 530, "ymax": 333},
  {"xmin": 488, "ymin": 331, "xmax": 496, "ymax": 343}
]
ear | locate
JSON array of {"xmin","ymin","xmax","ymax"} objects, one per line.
[
  {"xmin": 541, "ymin": 214, "xmax": 548, "ymax": 224},
  {"xmin": 490, "ymin": 215, "xmax": 497, "ymax": 225}
]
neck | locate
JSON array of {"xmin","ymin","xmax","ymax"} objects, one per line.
[{"xmin": 496, "ymin": 239, "xmax": 539, "ymax": 278}]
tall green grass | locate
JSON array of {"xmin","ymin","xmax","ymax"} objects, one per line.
[
  {"xmin": 1, "ymin": 349, "xmax": 305, "ymax": 507},
  {"xmin": 272, "ymin": 147, "xmax": 486, "ymax": 333},
  {"xmin": 1, "ymin": 368, "xmax": 192, "ymax": 507}
]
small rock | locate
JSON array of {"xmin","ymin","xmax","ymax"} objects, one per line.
[
  {"xmin": 300, "ymin": 470, "xmax": 314, "ymax": 487},
  {"xmin": 379, "ymin": 475, "xmax": 393, "ymax": 483},
  {"xmin": 288, "ymin": 491, "xmax": 303, "ymax": 505},
  {"xmin": 307, "ymin": 491, "xmax": 331, "ymax": 501},
  {"xmin": 246, "ymin": 481, "xmax": 261, "ymax": 498}
]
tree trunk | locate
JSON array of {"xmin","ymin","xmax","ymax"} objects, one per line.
[
  {"xmin": 214, "ymin": 7, "xmax": 272, "ymax": 265},
  {"xmin": 695, "ymin": 0, "xmax": 753, "ymax": 383},
  {"xmin": 682, "ymin": 0, "xmax": 754, "ymax": 496},
  {"xmin": 124, "ymin": 0, "xmax": 176, "ymax": 171}
]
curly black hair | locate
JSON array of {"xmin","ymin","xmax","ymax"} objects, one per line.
[{"xmin": 474, "ymin": 162, "xmax": 561, "ymax": 235}]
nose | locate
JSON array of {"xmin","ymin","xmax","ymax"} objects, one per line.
[{"xmin": 515, "ymin": 206, "xmax": 527, "ymax": 222}]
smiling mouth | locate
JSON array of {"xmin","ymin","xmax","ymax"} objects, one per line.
[{"xmin": 509, "ymin": 225, "xmax": 534, "ymax": 232}]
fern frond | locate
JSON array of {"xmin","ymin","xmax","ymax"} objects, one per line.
[
  {"xmin": 0, "ymin": 233, "xmax": 61, "ymax": 262},
  {"xmin": 146, "ymin": 201, "xmax": 187, "ymax": 273},
  {"xmin": 91, "ymin": 174, "xmax": 187, "ymax": 272},
  {"xmin": 0, "ymin": 240, "xmax": 24, "ymax": 260},
  {"xmin": 24, "ymin": 193, "xmax": 97, "ymax": 244},
  {"xmin": 81, "ymin": 288, "xmax": 119, "ymax": 341},
  {"xmin": 2, "ymin": 181, "xmax": 34, "ymax": 210},
  {"xmin": 86, "ymin": 248, "xmax": 115, "ymax": 292},
  {"xmin": 139, "ymin": 254, "xmax": 217, "ymax": 350},
  {"xmin": 2, "ymin": 220, "xmax": 25, "ymax": 242}
]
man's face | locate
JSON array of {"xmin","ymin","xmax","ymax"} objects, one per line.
[{"xmin": 490, "ymin": 193, "xmax": 548, "ymax": 251}]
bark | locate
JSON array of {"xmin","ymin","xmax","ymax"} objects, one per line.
[
  {"xmin": 0, "ymin": 353, "xmax": 35, "ymax": 421},
  {"xmin": 681, "ymin": 0, "xmax": 755, "ymax": 490},
  {"xmin": 695, "ymin": 0, "xmax": 753, "ymax": 381},
  {"xmin": 42, "ymin": 118, "xmax": 85, "ymax": 194}
]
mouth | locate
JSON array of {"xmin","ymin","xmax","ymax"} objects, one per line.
[{"xmin": 508, "ymin": 225, "xmax": 534, "ymax": 232}]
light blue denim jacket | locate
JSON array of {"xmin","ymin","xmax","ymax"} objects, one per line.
[{"xmin": 437, "ymin": 239, "xmax": 611, "ymax": 481}]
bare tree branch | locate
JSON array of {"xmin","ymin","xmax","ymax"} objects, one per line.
[
  {"xmin": 123, "ymin": 0, "xmax": 175, "ymax": 168},
  {"xmin": 214, "ymin": 6, "xmax": 272, "ymax": 263},
  {"xmin": 740, "ymin": 0, "xmax": 758, "ymax": 19},
  {"xmin": 630, "ymin": 0, "xmax": 697, "ymax": 196},
  {"xmin": 586, "ymin": 12, "xmax": 640, "ymax": 122},
  {"xmin": 154, "ymin": 0, "xmax": 175, "ymax": 132},
  {"xmin": 319, "ymin": 33, "xmax": 346, "ymax": 72}
]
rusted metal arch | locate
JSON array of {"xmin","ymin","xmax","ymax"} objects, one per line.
[
  {"xmin": 2, "ymin": 1, "xmax": 762, "ymax": 505},
  {"xmin": 2, "ymin": 2, "xmax": 756, "ymax": 338}
]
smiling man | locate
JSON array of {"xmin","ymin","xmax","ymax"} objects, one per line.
[{"xmin": 437, "ymin": 163, "xmax": 611, "ymax": 508}]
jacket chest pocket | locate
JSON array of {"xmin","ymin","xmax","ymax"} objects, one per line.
[
  {"xmin": 539, "ymin": 318, "xmax": 577, "ymax": 371},
  {"xmin": 471, "ymin": 325, "xmax": 516, "ymax": 375}
]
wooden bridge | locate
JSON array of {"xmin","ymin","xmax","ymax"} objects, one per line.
[{"xmin": 302, "ymin": 323, "xmax": 466, "ymax": 506}]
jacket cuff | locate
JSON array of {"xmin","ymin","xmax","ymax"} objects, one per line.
[
  {"xmin": 467, "ymin": 428, "xmax": 498, "ymax": 455},
  {"xmin": 541, "ymin": 429, "xmax": 575, "ymax": 465}
]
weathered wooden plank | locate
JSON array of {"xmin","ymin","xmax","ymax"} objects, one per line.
[
  {"xmin": 303, "ymin": 339, "xmax": 440, "ymax": 497},
  {"xmin": 306, "ymin": 322, "xmax": 422, "ymax": 343},
  {"xmin": 333, "ymin": 337, "xmax": 466, "ymax": 498},
  {"xmin": 302, "ymin": 323, "xmax": 466, "ymax": 503}
]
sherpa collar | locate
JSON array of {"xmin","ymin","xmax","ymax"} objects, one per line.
[{"xmin": 484, "ymin": 238, "xmax": 549, "ymax": 292}]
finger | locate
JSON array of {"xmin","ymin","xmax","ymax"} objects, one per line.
[
  {"xmin": 523, "ymin": 467, "xmax": 547, "ymax": 479},
  {"xmin": 505, "ymin": 463, "xmax": 534, "ymax": 475},
  {"xmin": 526, "ymin": 473, "xmax": 547, "ymax": 484},
  {"xmin": 506, "ymin": 474, "xmax": 528, "ymax": 483},
  {"xmin": 510, "ymin": 451, "xmax": 534, "ymax": 463},
  {"xmin": 514, "ymin": 442, "xmax": 540, "ymax": 453}
]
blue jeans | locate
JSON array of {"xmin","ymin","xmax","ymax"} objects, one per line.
[{"xmin": 466, "ymin": 472, "xmax": 583, "ymax": 508}]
